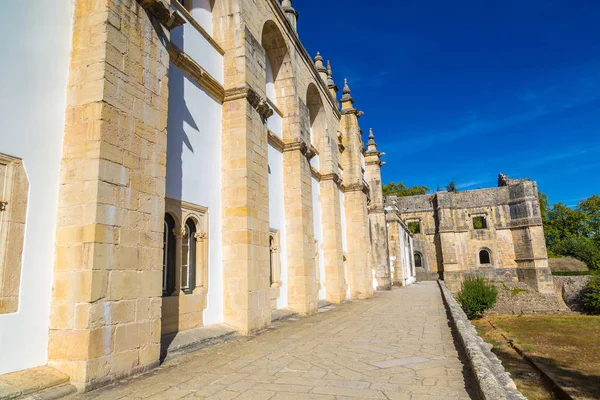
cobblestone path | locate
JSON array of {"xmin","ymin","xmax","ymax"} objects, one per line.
[{"xmin": 70, "ymin": 282, "xmax": 476, "ymax": 400}]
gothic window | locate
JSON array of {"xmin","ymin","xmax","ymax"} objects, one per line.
[
  {"xmin": 473, "ymin": 216, "xmax": 487, "ymax": 229},
  {"xmin": 269, "ymin": 230, "xmax": 281, "ymax": 288},
  {"xmin": 0, "ymin": 154, "xmax": 28, "ymax": 314},
  {"xmin": 181, "ymin": 218, "xmax": 197, "ymax": 294},
  {"xmin": 414, "ymin": 252, "xmax": 423, "ymax": 268},
  {"xmin": 164, "ymin": 199, "xmax": 209, "ymax": 297},
  {"xmin": 479, "ymin": 249, "xmax": 491, "ymax": 265},
  {"xmin": 269, "ymin": 236, "xmax": 274, "ymax": 286},
  {"xmin": 163, "ymin": 213, "xmax": 177, "ymax": 296}
]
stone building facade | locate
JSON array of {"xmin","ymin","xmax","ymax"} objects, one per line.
[
  {"xmin": 388, "ymin": 174, "xmax": 554, "ymax": 293},
  {"xmin": 0, "ymin": 0, "xmax": 415, "ymax": 391}
]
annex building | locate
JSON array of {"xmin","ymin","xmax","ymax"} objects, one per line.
[
  {"xmin": 0, "ymin": 0, "xmax": 416, "ymax": 391},
  {"xmin": 387, "ymin": 174, "xmax": 554, "ymax": 294}
]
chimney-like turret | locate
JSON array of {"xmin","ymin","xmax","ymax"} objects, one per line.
[
  {"xmin": 314, "ymin": 52, "xmax": 328, "ymax": 83},
  {"xmin": 281, "ymin": 0, "xmax": 298, "ymax": 32},
  {"xmin": 327, "ymin": 61, "xmax": 339, "ymax": 105},
  {"xmin": 341, "ymin": 78, "xmax": 355, "ymax": 111}
]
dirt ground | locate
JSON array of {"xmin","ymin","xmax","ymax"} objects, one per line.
[{"xmin": 473, "ymin": 315, "xmax": 600, "ymax": 400}]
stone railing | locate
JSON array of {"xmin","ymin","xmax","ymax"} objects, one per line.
[{"xmin": 438, "ymin": 281, "xmax": 526, "ymax": 400}]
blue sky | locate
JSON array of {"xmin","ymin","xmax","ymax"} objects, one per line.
[{"xmin": 295, "ymin": 0, "xmax": 600, "ymax": 207}]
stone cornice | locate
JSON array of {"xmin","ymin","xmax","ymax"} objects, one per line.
[
  {"xmin": 365, "ymin": 160, "xmax": 384, "ymax": 167},
  {"xmin": 168, "ymin": 43, "xmax": 225, "ymax": 102},
  {"xmin": 343, "ymin": 181, "xmax": 370, "ymax": 195},
  {"xmin": 282, "ymin": 141, "xmax": 317, "ymax": 161},
  {"xmin": 310, "ymin": 168, "xmax": 321, "ymax": 181},
  {"xmin": 224, "ymin": 85, "xmax": 273, "ymax": 121},
  {"xmin": 266, "ymin": 0, "xmax": 341, "ymax": 119},
  {"xmin": 266, "ymin": 98, "xmax": 283, "ymax": 117},
  {"xmin": 321, "ymin": 173, "xmax": 342, "ymax": 185},
  {"xmin": 138, "ymin": 0, "xmax": 185, "ymax": 30},
  {"xmin": 268, "ymin": 131, "xmax": 285, "ymax": 152},
  {"xmin": 341, "ymin": 107, "xmax": 362, "ymax": 117},
  {"xmin": 368, "ymin": 206, "xmax": 385, "ymax": 214}
]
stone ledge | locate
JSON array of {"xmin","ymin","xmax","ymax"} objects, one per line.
[
  {"xmin": 0, "ymin": 366, "xmax": 75, "ymax": 400},
  {"xmin": 438, "ymin": 280, "xmax": 527, "ymax": 400},
  {"xmin": 271, "ymin": 308, "xmax": 298, "ymax": 322},
  {"xmin": 160, "ymin": 324, "xmax": 237, "ymax": 362}
]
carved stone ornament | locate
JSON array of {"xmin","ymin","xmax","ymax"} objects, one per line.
[{"xmin": 137, "ymin": 0, "xmax": 185, "ymax": 30}]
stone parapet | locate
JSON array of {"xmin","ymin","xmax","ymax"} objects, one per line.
[{"xmin": 438, "ymin": 281, "xmax": 527, "ymax": 400}]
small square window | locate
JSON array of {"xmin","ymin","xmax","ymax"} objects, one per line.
[
  {"xmin": 473, "ymin": 216, "xmax": 487, "ymax": 229},
  {"xmin": 408, "ymin": 221, "xmax": 421, "ymax": 234}
]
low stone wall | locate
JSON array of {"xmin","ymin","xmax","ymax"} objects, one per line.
[
  {"xmin": 438, "ymin": 281, "xmax": 526, "ymax": 400},
  {"xmin": 488, "ymin": 282, "xmax": 567, "ymax": 315},
  {"xmin": 553, "ymin": 275, "xmax": 592, "ymax": 312}
]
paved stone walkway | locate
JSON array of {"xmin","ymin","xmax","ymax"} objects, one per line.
[{"xmin": 70, "ymin": 282, "xmax": 476, "ymax": 400}]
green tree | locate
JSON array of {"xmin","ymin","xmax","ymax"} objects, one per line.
[
  {"xmin": 446, "ymin": 181, "xmax": 458, "ymax": 192},
  {"xmin": 579, "ymin": 194, "xmax": 600, "ymax": 240},
  {"xmin": 541, "ymin": 191, "xmax": 600, "ymax": 270},
  {"xmin": 383, "ymin": 182, "xmax": 430, "ymax": 197}
]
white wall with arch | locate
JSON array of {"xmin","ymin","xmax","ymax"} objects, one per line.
[
  {"xmin": 268, "ymin": 145, "xmax": 288, "ymax": 309},
  {"xmin": 166, "ymin": 65, "xmax": 223, "ymax": 325},
  {"xmin": 312, "ymin": 178, "xmax": 325, "ymax": 300},
  {"xmin": 0, "ymin": 1, "xmax": 73, "ymax": 375}
]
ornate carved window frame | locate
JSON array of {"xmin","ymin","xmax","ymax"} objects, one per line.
[
  {"xmin": 164, "ymin": 198, "xmax": 209, "ymax": 296},
  {"xmin": 0, "ymin": 153, "xmax": 28, "ymax": 314},
  {"xmin": 269, "ymin": 229, "xmax": 281, "ymax": 288}
]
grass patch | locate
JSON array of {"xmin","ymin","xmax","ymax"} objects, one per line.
[
  {"xmin": 476, "ymin": 315, "xmax": 600, "ymax": 400},
  {"xmin": 473, "ymin": 320, "xmax": 557, "ymax": 399},
  {"xmin": 511, "ymin": 288, "xmax": 528, "ymax": 296}
]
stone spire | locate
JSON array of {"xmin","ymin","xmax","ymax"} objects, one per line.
[
  {"xmin": 281, "ymin": 0, "xmax": 298, "ymax": 32},
  {"xmin": 314, "ymin": 52, "xmax": 328, "ymax": 83},
  {"xmin": 366, "ymin": 128, "xmax": 385, "ymax": 165},
  {"xmin": 327, "ymin": 60, "xmax": 338, "ymax": 100},
  {"xmin": 341, "ymin": 78, "xmax": 354, "ymax": 107},
  {"xmin": 367, "ymin": 128, "xmax": 376, "ymax": 148}
]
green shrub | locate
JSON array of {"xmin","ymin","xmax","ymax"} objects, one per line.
[
  {"xmin": 582, "ymin": 276, "xmax": 600, "ymax": 315},
  {"xmin": 457, "ymin": 277, "xmax": 498, "ymax": 320},
  {"xmin": 551, "ymin": 237, "xmax": 600, "ymax": 270}
]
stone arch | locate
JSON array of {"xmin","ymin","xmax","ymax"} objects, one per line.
[
  {"xmin": 478, "ymin": 248, "xmax": 492, "ymax": 265},
  {"xmin": 414, "ymin": 250, "xmax": 426, "ymax": 270},
  {"xmin": 306, "ymin": 83, "xmax": 325, "ymax": 151},
  {"xmin": 163, "ymin": 212, "xmax": 178, "ymax": 296},
  {"xmin": 261, "ymin": 20, "xmax": 293, "ymax": 109}
]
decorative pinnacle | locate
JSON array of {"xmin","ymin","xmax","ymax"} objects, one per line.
[
  {"xmin": 341, "ymin": 78, "xmax": 354, "ymax": 104},
  {"xmin": 327, "ymin": 60, "xmax": 338, "ymax": 90},
  {"xmin": 314, "ymin": 52, "xmax": 326, "ymax": 72},
  {"xmin": 368, "ymin": 128, "xmax": 376, "ymax": 146},
  {"xmin": 343, "ymin": 78, "xmax": 351, "ymax": 94}
]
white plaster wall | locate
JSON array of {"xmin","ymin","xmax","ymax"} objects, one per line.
[
  {"xmin": 267, "ymin": 111, "xmax": 283, "ymax": 138},
  {"xmin": 339, "ymin": 190, "xmax": 347, "ymax": 253},
  {"xmin": 190, "ymin": 0, "xmax": 212, "ymax": 33},
  {"xmin": 311, "ymin": 178, "xmax": 325, "ymax": 300},
  {"xmin": 268, "ymin": 146, "xmax": 288, "ymax": 309},
  {"xmin": 339, "ymin": 190, "xmax": 350, "ymax": 299},
  {"xmin": 166, "ymin": 66, "xmax": 223, "ymax": 325},
  {"xmin": 171, "ymin": 12, "xmax": 223, "ymax": 84},
  {"xmin": 0, "ymin": 1, "xmax": 73, "ymax": 375},
  {"xmin": 409, "ymin": 236, "xmax": 416, "ymax": 284}
]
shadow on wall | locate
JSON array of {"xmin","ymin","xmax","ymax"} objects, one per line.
[{"xmin": 161, "ymin": 25, "xmax": 196, "ymax": 357}]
